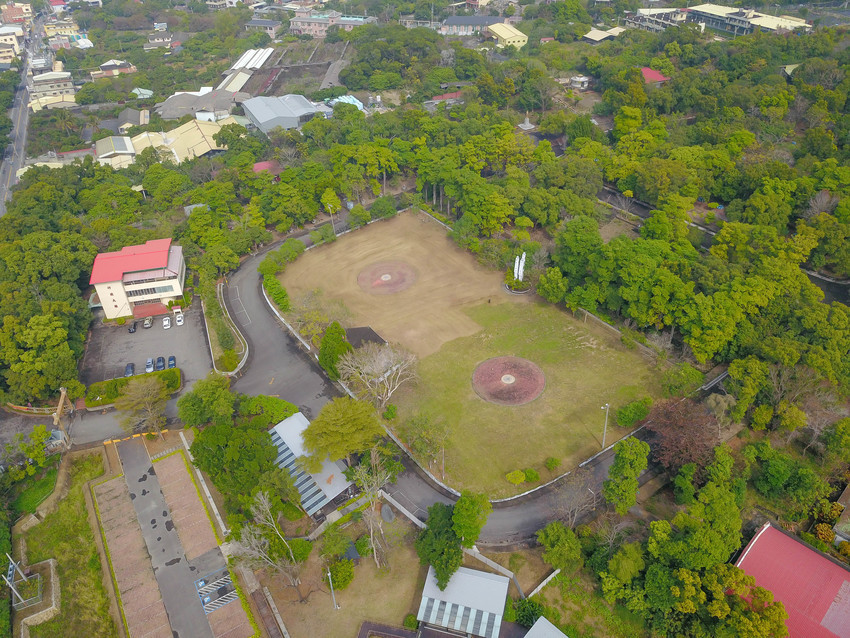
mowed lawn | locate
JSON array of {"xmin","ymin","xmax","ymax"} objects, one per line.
[{"xmin": 393, "ymin": 302, "xmax": 662, "ymax": 497}]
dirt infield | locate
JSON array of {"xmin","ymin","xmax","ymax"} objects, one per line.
[
  {"xmin": 357, "ymin": 260, "xmax": 418, "ymax": 295},
  {"xmin": 472, "ymin": 356, "xmax": 546, "ymax": 406},
  {"xmin": 280, "ymin": 211, "xmax": 516, "ymax": 357},
  {"xmin": 94, "ymin": 477, "xmax": 171, "ymax": 638},
  {"xmin": 154, "ymin": 452, "xmax": 218, "ymax": 561}
]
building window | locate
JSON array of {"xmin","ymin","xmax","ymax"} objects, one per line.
[{"xmin": 126, "ymin": 284, "xmax": 174, "ymax": 298}]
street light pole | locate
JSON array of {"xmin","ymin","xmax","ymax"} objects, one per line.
[
  {"xmin": 327, "ymin": 567, "xmax": 340, "ymax": 610},
  {"xmin": 601, "ymin": 403, "xmax": 610, "ymax": 449}
]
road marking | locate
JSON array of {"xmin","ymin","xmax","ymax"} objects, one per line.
[
  {"xmin": 231, "ymin": 286, "xmax": 251, "ymax": 325},
  {"xmin": 268, "ymin": 377, "xmax": 274, "ymax": 385}
]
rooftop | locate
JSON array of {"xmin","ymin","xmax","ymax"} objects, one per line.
[
  {"xmin": 418, "ymin": 566, "xmax": 509, "ymax": 638},
  {"xmin": 269, "ymin": 413, "xmax": 352, "ymax": 516},
  {"xmin": 130, "ymin": 118, "xmax": 230, "ymax": 164},
  {"xmin": 242, "ymin": 94, "xmax": 317, "ymax": 123},
  {"xmin": 89, "ymin": 238, "xmax": 173, "ymax": 285},
  {"xmin": 95, "ymin": 135, "xmax": 134, "ymax": 157},
  {"xmin": 246, "ymin": 18, "xmax": 281, "ymax": 27},
  {"xmin": 525, "ymin": 617, "xmax": 569, "ymax": 638},
  {"xmin": 736, "ymin": 522, "xmax": 850, "ymax": 638},
  {"xmin": 443, "ymin": 15, "xmax": 504, "ymax": 26},
  {"xmin": 641, "ymin": 66, "xmax": 669, "ymax": 83},
  {"xmin": 488, "ymin": 22, "xmax": 526, "ymax": 39}
]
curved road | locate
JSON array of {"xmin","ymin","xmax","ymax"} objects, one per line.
[{"xmin": 222, "ymin": 227, "xmax": 623, "ymax": 545}]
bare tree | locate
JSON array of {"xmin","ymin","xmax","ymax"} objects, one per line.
[
  {"xmin": 705, "ymin": 393, "xmax": 738, "ymax": 441},
  {"xmin": 766, "ymin": 364, "xmax": 822, "ymax": 409},
  {"xmin": 402, "ymin": 413, "xmax": 449, "ymax": 478},
  {"xmin": 802, "ymin": 190, "xmax": 840, "ymax": 219},
  {"xmin": 337, "ymin": 342, "xmax": 418, "ymax": 408},
  {"xmin": 802, "ymin": 390, "xmax": 848, "ymax": 455},
  {"xmin": 612, "ymin": 191, "xmax": 637, "ymax": 215},
  {"xmin": 551, "ymin": 469, "xmax": 597, "ymax": 528},
  {"xmin": 114, "ymin": 376, "xmax": 169, "ymax": 437},
  {"xmin": 230, "ymin": 491, "xmax": 315, "ymax": 602},
  {"xmin": 350, "ymin": 447, "xmax": 393, "ymax": 569}
]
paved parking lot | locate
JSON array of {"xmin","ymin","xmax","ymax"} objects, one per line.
[{"xmin": 79, "ymin": 305, "xmax": 213, "ymax": 389}]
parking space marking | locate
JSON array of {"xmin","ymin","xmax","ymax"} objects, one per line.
[
  {"xmin": 231, "ymin": 286, "xmax": 251, "ymax": 326},
  {"xmin": 269, "ymin": 377, "xmax": 274, "ymax": 385}
]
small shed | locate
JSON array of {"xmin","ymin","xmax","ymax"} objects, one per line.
[
  {"xmin": 345, "ymin": 326, "xmax": 386, "ymax": 349},
  {"xmin": 417, "ymin": 566, "xmax": 509, "ymax": 638},
  {"xmin": 525, "ymin": 616, "xmax": 569, "ymax": 637}
]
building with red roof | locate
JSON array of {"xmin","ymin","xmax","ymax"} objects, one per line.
[
  {"xmin": 89, "ymin": 239, "xmax": 186, "ymax": 319},
  {"xmin": 735, "ymin": 522, "xmax": 850, "ymax": 638},
  {"xmin": 48, "ymin": 0, "xmax": 66, "ymax": 14},
  {"xmin": 640, "ymin": 66, "xmax": 670, "ymax": 85}
]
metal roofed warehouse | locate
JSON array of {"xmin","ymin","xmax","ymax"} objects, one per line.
[{"xmin": 241, "ymin": 94, "xmax": 319, "ymax": 134}]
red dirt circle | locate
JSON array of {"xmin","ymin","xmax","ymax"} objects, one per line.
[
  {"xmin": 472, "ymin": 356, "xmax": 546, "ymax": 406},
  {"xmin": 357, "ymin": 260, "xmax": 418, "ymax": 295}
]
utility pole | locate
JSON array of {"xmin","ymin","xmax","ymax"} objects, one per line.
[
  {"xmin": 601, "ymin": 403, "xmax": 610, "ymax": 450},
  {"xmin": 327, "ymin": 567, "xmax": 340, "ymax": 610}
]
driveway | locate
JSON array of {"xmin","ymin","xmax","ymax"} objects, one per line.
[{"xmin": 79, "ymin": 305, "xmax": 212, "ymax": 389}]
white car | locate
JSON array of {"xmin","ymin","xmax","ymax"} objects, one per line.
[
  {"xmin": 163, "ymin": 316, "xmax": 171, "ymax": 329},
  {"xmin": 175, "ymin": 313, "xmax": 184, "ymax": 326}
]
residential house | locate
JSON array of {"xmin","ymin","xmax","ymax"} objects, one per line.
[
  {"xmin": 117, "ymin": 107, "xmax": 149, "ymax": 134},
  {"xmin": 153, "ymin": 22, "xmax": 168, "ymax": 32},
  {"xmin": 155, "ymin": 87, "xmax": 248, "ymax": 121},
  {"xmin": 582, "ymin": 26, "xmax": 624, "ymax": 43},
  {"xmin": 569, "ymin": 75, "xmax": 590, "ymax": 90},
  {"xmin": 736, "ymin": 522, "xmax": 850, "ymax": 638},
  {"xmin": 205, "ymin": 0, "xmax": 226, "ymax": 10},
  {"xmin": 488, "ymin": 22, "xmax": 527, "ymax": 48},
  {"xmin": 48, "ymin": 0, "xmax": 66, "ymax": 14},
  {"xmin": 0, "ymin": 24, "xmax": 23, "ymax": 55},
  {"xmin": 131, "ymin": 87, "xmax": 153, "ymax": 99},
  {"xmin": 28, "ymin": 69, "xmax": 75, "ymax": 101},
  {"xmin": 90, "ymin": 59, "xmax": 137, "ymax": 81},
  {"xmin": 129, "ymin": 117, "xmax": 234, "ymax": 164},
  {"xmin": 89, "ymin": 239, "xmax": 186, "ymax": 320},
  {"xmin": 94, "ymin": 136, "xmax": 135, "ymax": 167},
  {"xmin": 245, "ymin": 18, "xmax": 281, "ymax": 37},
  {"xmin": 416, "ymin": 566, "xmax": 510, "ymax": 638},
  {"xmin": 288, "ymin": 8, "xmax": 376, "ymax": 37},
  {"xmin": 241, "ymin": 94, "xmax": 318, "ymax": 134},
  {"xmin": 144, "ymin": 32, "xmax": 172, "ymax": 51},
  {"xmin": 269, "ymin": 412, "xmax": 354, "ymax": 517},
  {"xmin": 43, "ymin": 19, "xmax": 79, "ymax": 37},
  {"xmin": 624, "ymin": 4, "xmax": 810, "ymax": 35},
  {"xmin": 640, "ymin": 66, "xmax": 669, "ymax": 87},
  {"xmin": 1, "ymin": 2, "xmax": 31, "ymax": 24},
  {"xmin": 0, "ymin": 43, "xmax": 14, "ymax": 64},
  {"xmin": 439, "ymin": 15, "xmax": 504, "ymax": 36}
]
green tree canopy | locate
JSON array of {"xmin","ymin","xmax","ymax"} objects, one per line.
[
  {"xmin": 451, "ymin": 491, "xmax": 492, "ymax": 548},
  {"xmin": 301, "ymin": 397, "xmax": 384, "ymax": 469}
]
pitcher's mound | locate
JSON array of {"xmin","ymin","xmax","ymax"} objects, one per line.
[
  {"xmin": 472, "ymin": 356, "xmax": 545, "ymax": 406},
  {"xmin": 357, "ymin": 260, "xmax": 418, "ymax": 295}
]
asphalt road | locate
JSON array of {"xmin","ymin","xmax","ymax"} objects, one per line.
[{"xmin": 117, "ymin": 438, "xmax": 214, "ymax": 638}]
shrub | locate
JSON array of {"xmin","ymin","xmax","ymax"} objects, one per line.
[
  {"xmin": 279, "ymin": 238, "xmax": 306, "ymax": 263},
  {"xmin": 751, "ymin": 404, "xmax": 774, "ymax": 430},
  {"xmin": 616, "ymin": 397, "xmax": 653, "ymax": 427},
  {"xmin": 116, "ymin": 317, "xmax": 126, "ymax": 325},
  {"xmin": 86, "ymin": 368, "xmax": 182, "ymax": 407},
  {"xmin": 505, "ymin": 470, "xmax": 525, "ymax": 485},
  {"xmin": 290, "ymin": 538, "xmax": 313, "ymax": 563},
  {"xmin": 813, "ymin": 499, "xmax": 845, "ymax": 525},
  {"xmin": 544, "ymin": 457, "xmax": 561, "ymax": 472},
  {"xmin": 370, "ymin": 195, "xmax": 397, "ymax": 219},
  {"xmin": 800, "ymin": 531, "xmax": 832, "ymax": 554},
  {"xmin": 326, "ymin": 558, "xmax": 354, "ymax": 590},
  {"xmin": 524, "ymin": 468, "xmax": 540, "ymax": 483},
  {"xmin": 355, "ymin": 535, "xmax": 372, "ymax": 556},
  {"xmin": 350, "ymin": 204, "xmax": 371, "ymax": 228},
  {"xmin": 403, "ymin": 614, "xmax": 419, "ymax": 630},
  {"xmin": 310, "ymin": 223, "xmax": 336, "ymax": 245},
  {"xmin": 219, "ymin": 349, "xmax": 240, "ymax": 371},
  {"xmin": 515, "ymin": 598, "xmax": 545, "ymax": 627},
  {"xmin": 257, "ymin": 256, "xmax": 278, "ymax": 277},
  {"xmin": 503, "ymin": 599, "xmax": 517, "ymax": 623},
  {"xmin": 145, "ymin": 432, "xmax": 157, "ymax": 440},
  {"xmin": 673, "ymin": 463, "xmax": 697, "ymax": 505},
  {"xmin": 660, "ymin": 363, "xmax": 704, "ymax": 397},
  {"xmin": 382, "ymin": 404, "xmax": 397, "ymax": 420},
  {"xmin": 280, "ymin": 500, "xmax": 303, "ymax": 521},
  {"xmin": 263, "ymin": 275, "xmax": 290, "ymax": 311},
  {"xmin": 815, "ymin": 523, "xmax": 836, "ymax": 544},
  {"xmin": 839, "ymin": 541, "xmax": 850, "ymax": 558}
]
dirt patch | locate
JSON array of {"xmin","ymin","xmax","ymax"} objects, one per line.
[
  {"xmin": 94, "ymin": 476, "xmax": 171, "ymax": 638},
  {"xmin": 280, "ymin": 211, "xmax": 520, "ymax": 357},
  {"xmin": 267, "ymin": 519, "xmax": 424, "ymax": 638},
  {"xmin": 472, "ymin": 356, "xmax": 545, "ymax": 406},
  {"xmin": 599, "ymin": 217, "xmax": 640, "ymax": 244},
  {"xmin": 207, "ymin": 600, "xmax": 254, "ymax": 638},
  {"xmin": 153, "ymin": 452, "xmax": 218, "ymax": 561}
]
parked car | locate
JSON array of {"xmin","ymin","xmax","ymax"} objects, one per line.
[
  {"xmin": 145, "ymin": 358, "xmax": 154, "ymax": 373},
  {"xmin": 143, "ymin": 316, "xmax": 153, "ymax": 329},
  {"xmin": 128, "ymin": 321, "xmax": 137, "ymax": 333},
  {"xmin": 175, "ymin": 312, "xmax": 184, "ymax": 326},
  {"xmin": 124, "ymin": 362, "xmax": 135, "ymax": 377},
  {"xmin": 167, "ymin": 355, "xmax": 176, "ymax": 369},
  {"xmin": 163, "ymin": 316, "xmax": 171, "ymax": 329},
  {"xmin": 155, "ymin": 356, "xmax": 165, "ymax": 371}
]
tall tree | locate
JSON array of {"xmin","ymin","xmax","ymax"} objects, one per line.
[
  {"xmin": 177, "ymin": 373, "xmax": 236, "ymax": 427},
  {"xmin": 537, "ymin": 521, "xmax": 583, "ymax": 574},
  {"xmin": 115, "ymin": 376, "xmax": 169, "ymax": 437},
  {"xmin": 451, "ymin": 491, "xmax": 492, "ymax": 548},
  {"xmin": 644, "ymin": 399, "xmax": 717, "ymax": 473},
  {"xmin": 301, "ymin": 397, "xmax": 384, "ymax": 469},
  {"xmin": 415, "ymin": 502, "xmax": 463, "ymax": 590},
  {"xmin": 318, "ymin": 321, "xmax": 351, "ymax": 381},
  {"xmin": 603, "ymin": 438, "xmax": 650, "ymax": 516}
]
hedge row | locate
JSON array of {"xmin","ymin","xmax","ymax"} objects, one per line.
[
  {"xmin": 86, "ymin": 368, "xmax": 182, "ymax": 407},
  {"xmin": 263, "ymin": 275, "xmax": 290, "ymax": 312}
]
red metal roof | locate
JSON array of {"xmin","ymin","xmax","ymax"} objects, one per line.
[
  {"xmin": 89, "ymin": 238, "xmax": 172, "ymax": 285},
  {"xmin": 736, "ymin": 523, "xmax": 850, "ymax": 638},
  {"xmin": 431, "ymin": 91, "xmax": 462, "ymax": 102},
  {"xmin": 641, "ymin": 67, "xmax": 669, "ymax": 83}
]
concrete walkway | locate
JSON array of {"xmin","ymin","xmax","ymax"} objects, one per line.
[{"xmin": 117, "ymin": 438, "xmax": 214, "ymax": 638}]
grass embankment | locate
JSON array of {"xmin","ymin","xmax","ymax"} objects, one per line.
[
  {"xmin": 24, "ymin": 454, "xmax": 118, "ymax": 638},
  {"xmin": 11, "ymin": 455, "xmax": 60, "ymax": 516},
  {"xmin": 394, "ymin": 302, "xmax": 662, "ymax": 496},
  {"xmin": 85, "ymin": 368, "xmax": 181, "ymax": 407}
]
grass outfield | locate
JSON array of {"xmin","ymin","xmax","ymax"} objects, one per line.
[{"xmin": 393, "ymin": 302, "xmax": 662, "ymax": 497}]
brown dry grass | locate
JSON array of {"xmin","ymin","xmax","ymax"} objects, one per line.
[
  {"xmin": 279, "ymin": 211, "xmax": 523, "ymax": 358},
  {"xmin": 267, "ymin": 518, "xmax": 425, "ymax": 638}
]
